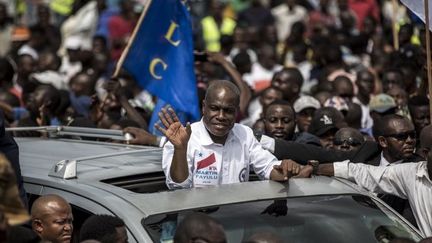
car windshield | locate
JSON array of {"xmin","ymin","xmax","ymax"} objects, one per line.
[{"xmin": 143, "ymin": 195, "xmax": 421, "ymax": 242}]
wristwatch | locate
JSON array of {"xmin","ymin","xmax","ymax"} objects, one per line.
[{"xmin": 307, "ymin": 160, "xmax": 319, "ymax": 175}]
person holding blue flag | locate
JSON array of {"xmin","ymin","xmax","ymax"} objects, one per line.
[{"xmin": 114, "ymin": 0, "xmax": 200, "ymax": 125}]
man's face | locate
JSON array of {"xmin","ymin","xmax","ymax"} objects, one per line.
[
  {"xmin": 264, "ymin": 104, "xmax": 296, "ymax": 140},
  {"xmin": 26, "ymin": 88, "xmax": 47, "ymax": 115},
  {"xmin": 296, "ymin": 108, "xmax": 315, "ymax": 132},
  {"xmin": 259, "ymin": 88, "xmax": 283, "ymax": 109},
  {"xmin": 271, "ymin": 72, "xmax": 295, "ymax": 100},
  {"xmin": 387, "ymin": 87, "xmax": 407, "ymax": 107},
  {"xmin": 380, "ymin": 119, "xmax": 416, "ymax": 161},
  {"xmin": 383, "ymin": 71, "xmax": 403, "ymax": 91},
  {"xmin": 18, "ymin": 55, "xmax": 36, "ymax": 77},
  {"xmin": 202, "ymin": 88, "xmax": 238, "ymax": 144},
  {"xmin": 334, "ymin": 130, "xmax": 363, "ymax": 151},
  {"xmin": 70, "ymin": 74, "xmax": 92, "ymax": 97},
  {"xmin": 115, "ymin": 226, "xmax": 128, "ymax": 243},
  {"xmin": 356, "ymin": 72, "xmax": 375, "ymax": 96},
  {"xmin": 38, "ymin": 204, "xmax": 73, "ymax": 243},
  {"xmin": 319, "ymin": 131, "xmax": 335, "ymax": 150},
  {"xmin": 411, "ymin": 105, "xmax": 430, "ymax": 135}
]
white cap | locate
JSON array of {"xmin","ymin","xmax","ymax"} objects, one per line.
[
  {"xmin": 293, "ymin": 95, "xmax": 321, "ymax": 113},
  {"xmin": 64, "ymin": 36, "xmax": 83, "ymax": 50}
]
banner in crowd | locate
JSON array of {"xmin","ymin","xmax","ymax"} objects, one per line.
[
  {"xmin": 122, "ymin": 0, "xmax": 200, "ymax": 121},
  {"xmin": 400, "ymin": 0, "xmax": 432, "ymax": 31}
]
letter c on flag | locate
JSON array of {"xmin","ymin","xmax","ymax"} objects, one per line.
[{"xmin": 149, "ymin": 58, "xmax": 168, "ymax": 80}]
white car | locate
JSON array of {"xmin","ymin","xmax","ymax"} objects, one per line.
[{"xmin": 12, "ymin": 127, "xmax": 424, "ymax": 242}]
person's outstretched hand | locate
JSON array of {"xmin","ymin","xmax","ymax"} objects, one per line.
[
  {"xmin": 123, "ymin": 127, "xmax": 158, "ymax": 145},
  {"xmin": 155, "ymin": 106, "xmax": 191, "ymax": 150}
]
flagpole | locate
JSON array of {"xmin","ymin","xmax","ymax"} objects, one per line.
[
  {"xmin": 425, "ymin": 0, "xmax": 432, "ymax": 121},
  {"xmin": 112, "ymin": 0, "xmax": 154, "ymax": 78},
  {"xmin": 392, "ymin": 0, "xmax": 399, "ymax": 50}
]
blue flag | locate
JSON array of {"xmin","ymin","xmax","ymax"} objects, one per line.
[{"xmin": 122, "ymin": 0, "xmax": 200, "ymax": 121}]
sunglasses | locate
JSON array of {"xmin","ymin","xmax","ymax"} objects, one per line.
[
  {"xmin": 384, "ymin": 130, "xmax": 416, "ymax": 141},
  {"xmin": 334, "ymin": 137, "xmax": 363, "ymax": 146}
]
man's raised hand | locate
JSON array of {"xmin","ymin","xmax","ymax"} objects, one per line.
[{"xmin": 155, "ymin": 106, "xmax": 191, "ymax": 150}]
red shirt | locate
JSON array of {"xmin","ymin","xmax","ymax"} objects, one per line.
[
  {"xmin": 108, "ymin": 15, "xmax": 136, "ymax": 61},
  {"xmin": 348, "ymin": 0, "xmax": 380, "ymax": 30}
]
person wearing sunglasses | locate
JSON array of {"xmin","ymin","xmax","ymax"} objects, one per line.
[
  {"xmin": 301, "ymin": 135, "xmax": 432, "ymax": 237},
  {"xmin": 334, "ymin": 128, "xmax": 365, "ymax": 152},
  {"xmin": 371, "ymin": 114, "xmax": 421, "ymax": 167}
]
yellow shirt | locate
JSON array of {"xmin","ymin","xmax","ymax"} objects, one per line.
[{"xmin": 201, "ymin": 16, "xmax": 236, "ymax": 52}]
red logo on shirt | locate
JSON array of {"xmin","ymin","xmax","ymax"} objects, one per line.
[{"xmin": 196, "ymin": 153, "xmax": 216, "ymax": 170}]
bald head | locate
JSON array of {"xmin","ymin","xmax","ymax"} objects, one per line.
[
  {"xmin": 31, "ymin": 194, "xmax": 73, "ymax": 243},
  {"xmin": 205, "ymin": 80, "xmax": 240, "ymax": 107},
  {"xmin": 31, "ymin": 194, "xmax": 70, "ymax": 219},
  {"xmin": 174, "ymin": 213, "xmax": 226, "ymax": 243}
]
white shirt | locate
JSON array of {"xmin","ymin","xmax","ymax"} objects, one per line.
[
  {"xmin": 162, "ymin": 120, "xmax": 281, "ymax": 189},
  {"xmin": 271, "ymin": 4, "xmax": 307, "ymax": 42},
  {"xmin": 353, "ymin": 97, "xmax": 374, "ymax": 130},
  {"xmin": 334, "ymin": 160, "xmax": 432, "ymax": 237},
  {"xmin": 379, "ymin": 152, "xmax": 403, "ymax": 167},
  {"xmin": 240, "ymin": 97, "xmax": 262, "ymax": 127},
  {"xmin": 243, "ymin": 63, "xmax": 283, "ymax": 92}
]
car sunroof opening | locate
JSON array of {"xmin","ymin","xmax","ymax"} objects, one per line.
[{"xmin": 101, "ymin": 172, "xmax": 168, "ymax": 193}]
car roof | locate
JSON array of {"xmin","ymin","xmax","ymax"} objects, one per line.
[
  {"xmin": 17, "ymin": 137, "xmax": 163, "ymax": 181},
  {"xmin": 123, "ymin": 177, "xmax": 365, "ymax": 217},
  {"xmin": 17, "ymin": 137, "xmax": 368, "ymax": 218}
]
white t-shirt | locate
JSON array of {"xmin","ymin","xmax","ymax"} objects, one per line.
[
  {"xmin": 271, "ymin": 4, "xmax": 307, "ymax": 42},
  {"xmin": 243, "ymin": 63, "xmax": 283, "ymax": 92},
  {"xmin": 162, "ymin": 120, "xmax": 281, "ymax": 189}
]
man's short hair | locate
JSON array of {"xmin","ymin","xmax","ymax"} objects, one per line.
[
  {"xmin": 372, "ymin": 114, "xmax": 408, "ymax": 138},
  {"xmin": 264, "ymin": 100, "xmax": 294, "ymax": 118},
  {"xmin": 204, "ymin": 80, "xmax": 240, "ymax": 105},
  {"xmin": 79, "ymin": 215, "xmax": 125, "ymax": 243}
]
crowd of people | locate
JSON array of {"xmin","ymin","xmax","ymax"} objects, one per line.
[{"xmin": 0, "ymin": 0, "xmax": 432, "ymax": 242}]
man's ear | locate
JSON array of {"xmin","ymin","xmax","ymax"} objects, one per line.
[
  {"xmin": 32, "ymin": 219, "xmax": 43, "ymax": 234},
  {"xmin": 378, "ymin": 136, "xmax": 388, "ymax": 148}
]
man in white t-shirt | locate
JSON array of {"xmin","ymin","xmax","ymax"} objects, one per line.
[{"xmin": 156, "ymin": 80, "xmax": 300, "ymax": 189}]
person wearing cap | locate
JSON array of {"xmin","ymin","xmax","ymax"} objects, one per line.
[
  {"xmin": 300, "ymin": 130, "xmax": 432, "ymax": 237},
  {"xmin": 323, "ymin": 96, "xmax": 350, "ymax": 116},
  {"xmin": 293, "ymin": 95, "xmax": 320, "ymax": 133},
  {"xmin": 369, "ymin": 93, "xmax": 397, "ymax": 132},
  {"xmin": 59, "ymin": 36, "xmax": 84, "ymax": 83},
  {"xmin": 308, "ymin": 107, "xmax": 347, "ymax": 149}
]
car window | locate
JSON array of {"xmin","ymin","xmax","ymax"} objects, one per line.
[{"xmin": 143, "ymin": 195, "xmax": 422, "ymax": 243}]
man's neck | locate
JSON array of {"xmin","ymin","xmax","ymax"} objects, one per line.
[
  {"xmin": 356, "ymin": 94, "xmax": 369, "ymax": 105},
  {"xmin": 382, "ymin": 151, "xmax": 400, "ymax": 164}
]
